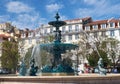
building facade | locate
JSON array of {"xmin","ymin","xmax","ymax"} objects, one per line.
[
  {"xmin": 84, "ymin": 19, "xmax": 120, "ymax": 40},
  {"xmin": 20, "ymin": 17, "xmax": 92, "ymax": 46},
  {"xmin": 19, "ymin": 17, "xmax": 120, "ymax": 64}
]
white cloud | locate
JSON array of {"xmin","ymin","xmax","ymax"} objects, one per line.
[
  {"xmin": 70, "ymin": 0, "xmax": 78, "ymax": 4},
  {"xmin": 0, "ymin": 15, "xmax": 10, "ymax": 23},
  {"xmin": 76, "ymin": 0, "xmax": 120, "ymax": 19},
  {"xmin": 60, "ymin": 15, "xmax": 68, "ymax": 20},
  {"xmin": 6, "ymin": 1, "xmax": 33, "ymax": 13},
  {"xmin": 84, "ymin": 0, "xmax": 98, "ymax": 5},
  {"xmin": 4, "ymin": 1, "xmax": 47, "ymax": 29},
  {"xmin": 46, "ymin": 3, "xmax": 63, "ymax": 13},
  {"xmin": 12, "ymin": 12, "xmax": 47, "ymax": 29},
  {"xmin": 76, "ymin": 8, "xmax": 92, "ymax": 17}
]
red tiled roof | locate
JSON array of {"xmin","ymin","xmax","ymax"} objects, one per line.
[
  {"xmin": 85, "ymin": 20, "xmax": 108, "ymax": 26},
  {"xmin": 82, "ymin": 17, "xmax": 92, "ymax": 21},
  {"xmin": 64, "ymin": 17, "xmax": 91, "ymax": 22},
  {"xmin": 108, "ymin": 19, "xmax": 119, "ymax": 23},
  {"xmin": 85, "ymin": 19, "xmax": 120, "ymax": 26},
  {"xmin": 64, "ymin": 18, "xmax": 81, "ymax": 22},
  {"xmin": 0, "ymin": 34, "xmax": 10, "ymax": 38}
]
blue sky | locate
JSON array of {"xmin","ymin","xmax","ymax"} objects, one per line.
[{"xmin": 0, "ymin": 0, "xmax": 120, "ymax": 29}]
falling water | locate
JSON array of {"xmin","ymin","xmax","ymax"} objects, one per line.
[{"xmin": 30, "ymin": 45, "xmax": 42, "ymax": 71}]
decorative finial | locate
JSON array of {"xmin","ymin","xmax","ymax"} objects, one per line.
[{"xmin": 55, "ymin": 12, "xmax": 60, "ymax": 21}]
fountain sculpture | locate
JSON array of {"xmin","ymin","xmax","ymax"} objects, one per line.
[
  {"xmin": 40, "ymin": 13, "xmax": 78, "ymax": 74},
  {"xmin": 19, "ymin": 60, "xmax": 27, "ymax": 76}
]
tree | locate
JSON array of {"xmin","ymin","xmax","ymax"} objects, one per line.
[
  {"xmin": 101, "ymin": 38, "xmax": 120, "ymax": 69},
  {"xmin": 87, "ymin": 49, "xmax": 111, "ymax": 67},
  {"xmin": 1, "ymin": 41, "xmax": 20, "ymax": 73},
  {"xmin": 47, "ymin": 35, "xmax": 54, "ymax": 42},
  {"xmin": 87, "ymin": 50, "xmax": 99, "ymax": 67},
  {"xmin": 43, "ymin": 35, "xmax": 54, "ymax": 43},
  {"xmin": 76, "ymin": 33, "xmax": 91, "ymax": 64},
  {"xmin": 88, "ymin": 37, "xmax": 120, "ymax": 68}
]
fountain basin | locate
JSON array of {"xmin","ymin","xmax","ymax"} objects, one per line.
[
  {"xmin": 40, "ymin": 42, "xmax": 78, "ymax": 73},
  {"xmin": 0, "ymin": 74, "xmax": 120, "ymax": 84},
  {"xmin": 40, "ymin": 42, "xmax": 78, "ymax": 54},
  {"xmin": 48, "ymin": 21, "xmax": 66, "ymax": 27}
]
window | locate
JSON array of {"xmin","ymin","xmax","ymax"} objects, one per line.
[
  {"xmin": 109, "ymin": 22, "xmax": 114, "ymax": 27},
  {"xmin": 36, "ymin": 31, "xmax": 40, "ymax": 36},
  {"xmin": 28, "ymin": 32, "xmax": 30, "ymax": 37},
  {"xmin": 29, "ymin": 39, "xmax": 32, "ymax": 44},
  {"xmin": 68, "ymin": 25, "xmax": 72, "ymax": 32},
  {"xmin": 101, "ymin": 31, "xmax": 106, "ymax": 37},
  {"xmin": 101, "ymin": 24, "xmax": 106, "ymax": 29},
  {"xmin": 119, "ymin": 22, "xmax": 120, "ymax": 27},
  {"xmin": 62, "ymin": 26, "xmax": 66, "ymax": 33},
  {"xmin": 68, "ymin": 35, "xmax": 72, "ymax": 40},
  {"xmin": 50, "ymin": 27, "xmax": 53, "ymax": 33},
  {"xmin": 31, "ymin": 32, "xmax": 34, "ymax": 37},
  {"xmin": 36, "ymin": 31, "xmax": 39, "ymax": 34},
  {"xmin": 85, "ymin": 26, "xmax": 90, "ymax": 31},
  {"xmin": 119, "ymin": 29, "xmax": 120, "ymax": 36},
  {"xmin": 36, "ymin": 38, "xmax": 40, "ymax": 44},
  {"xmin": 94, "ymin": 32, "xmax": 98, "ymax": 38},
  {"xmin": 93, "ymin": 25, "xmax": 98, "ymax": 30},
  {"xmin": 75, "ymin": 25, "xmax": 79, "ymax": 31},
  {"xmin": 75, "ymin": 34, "xmax": 79, "ymax": 40},
  {"xmin": 23, "ymin": 33, "xmax": 25, "ymax": 37},
  {"xmin": 44, "ymin": 29, "xmax": 47, "ymax": 34},
  {"xmin": 110, "ymin": 30, "xmax": 115, "ymax": 36},
  {"xmin": 62, "ymin": 36, "xmax": 66, "ymax": 42}
]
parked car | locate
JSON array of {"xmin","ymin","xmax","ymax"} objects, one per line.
[
  {"xmin": 94, "ymin": 67, "xmax": 99, "ymax": 73},
  {"xmin": 0, "ymin": 68, "xmax": 10, "ymax": 74}
]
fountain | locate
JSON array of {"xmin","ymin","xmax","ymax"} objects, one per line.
[
  {"xmin": 19, "ymin": 13, "xmax": 78, "ymax": 76},
  {"xmin": 39, "ymin": 13, "xmax": 78, "ymax": 74}
]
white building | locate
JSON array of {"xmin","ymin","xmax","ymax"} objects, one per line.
[
  {"xmin": 84, "ymin": 19, "xmax": 120, "ymax": 40},
  {"xmin": 19, "ymin": 17, "xmax": 120, "ymax": 64}
]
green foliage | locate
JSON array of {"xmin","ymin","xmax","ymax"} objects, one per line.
[
  {"xmin": 1, "ymin": 41, "xmax": 20, "ymax": 73},
  {"xmin": 99, "ymin": 49, "xmax": 112, "ymax": 67},
  {"xmin": 87, "ymin": 37, "xmax": 119, "ymax": 68},
  {"xmin": 43, "ymin": 35, "xmax": 54, "ymax": 43},
  {"xmin": 87, "ymin": 49, "xmax": 111, "ymax": 67},
  {"xmin": 87, "ymin": 51, "xmax": 99, "ymax": 67},
  {"xmin": 101, "ymin": 37, "xmax": 119, "ymax": 68},
  {"xmin": 101, "ymin": 41, "xmax": 107, "ymax": 49},
  {"xmin": 47, "ymin": 35, "xmax": 54, "ymax": 42}
]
